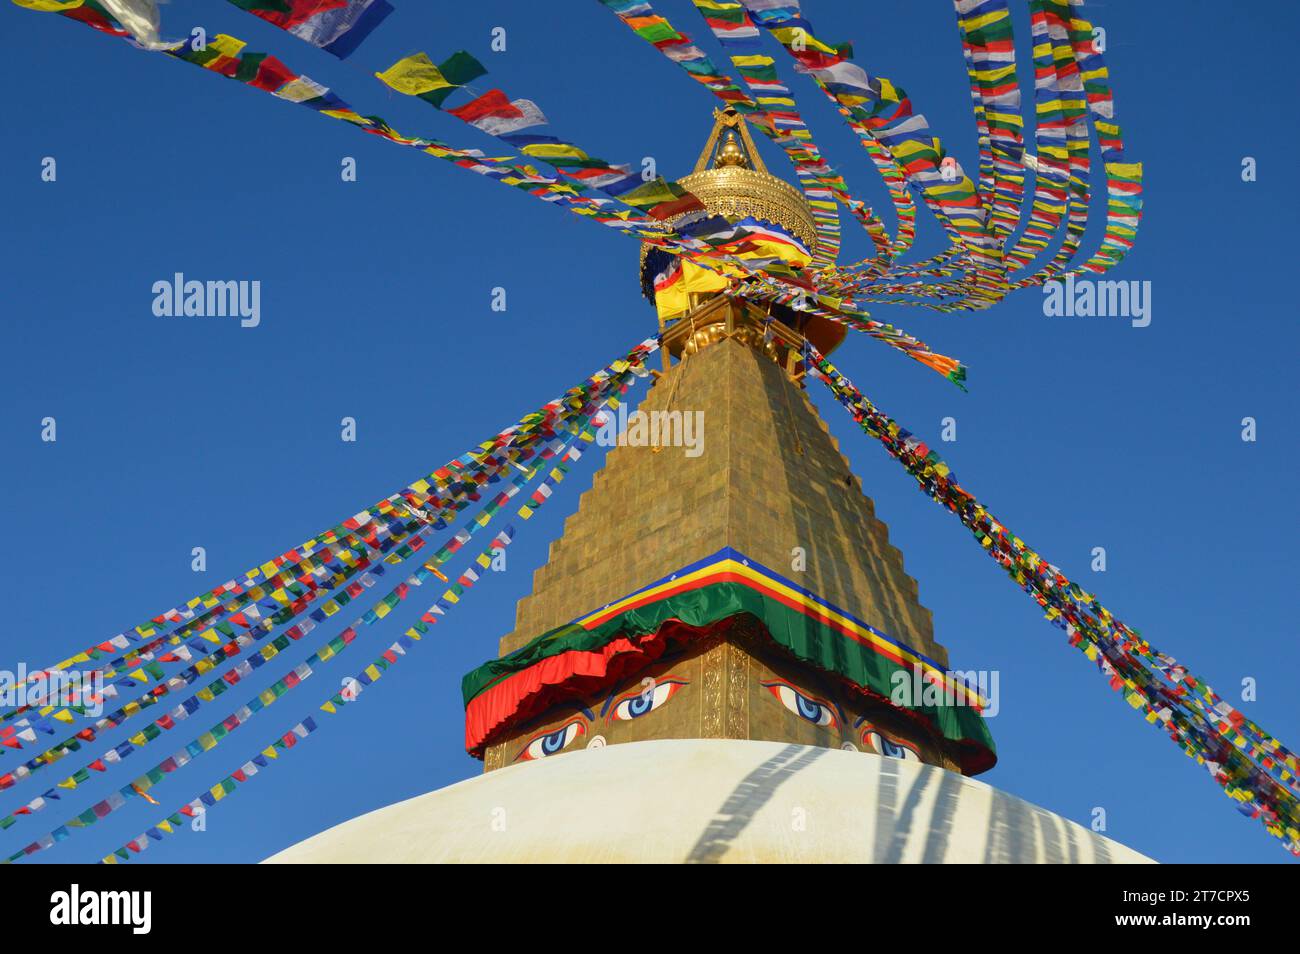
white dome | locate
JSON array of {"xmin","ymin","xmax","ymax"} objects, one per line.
[{"xmin": 264, "ymin": 739, "xmax": 1153, "ymax": 864}]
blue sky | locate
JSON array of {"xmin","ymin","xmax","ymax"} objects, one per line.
[{"xmin": 1, "ymin": 0, "xmax": 1296, "ymax": 864}]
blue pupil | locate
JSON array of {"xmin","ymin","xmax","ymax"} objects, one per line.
[
  {"xmin": 541, "ymin": 728, "xmax": 569, "ymax": 754},
  {"xmin": 625, "ymin": 692, "xmax": 654, "ymax": 718},
  {"xmin": 881, "ymin": 737, "xmax": 906, "ymax": 758},
  {"xmin": 795, "ymin": 694, "xmax": 823, "ymax": 723}
]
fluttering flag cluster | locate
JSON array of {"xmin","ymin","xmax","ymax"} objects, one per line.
[{"xmin": 11, "ymin": 0, "xmax": 1290, "ymax": 862}]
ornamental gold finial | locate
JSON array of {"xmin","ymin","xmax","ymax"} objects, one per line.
[{"xmin": 715, "ymin": 130, "xmax": 749, "ymax": 168}]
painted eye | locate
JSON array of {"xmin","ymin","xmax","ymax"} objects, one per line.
[
  {"xmin": 515, "ymin": 718, "xmax": 585, "ymax": 761},
  {"xmin": 762, "ymin": 680, "xmax": 838, "ymax": 728},
  {"xmin": 608, "ymin": 677, "xmax": 688, "ymax": 722},
  {"xmin": 862, "ymin": 729, "xmax": 921, "ymax": 762}
]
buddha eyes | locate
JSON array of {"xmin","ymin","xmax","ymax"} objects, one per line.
[
  {"xmin": 861, "ymin": 728, "xmax": 921, "ymax": 762},
  {"xmin": 607, "ymin": 677, "xmax": 689, "ymax": 722},
  {"xmin": 515, "ymin": 717, "xmax": 585, "ymax": 762},
  {"xmin": 761, "ymin": 680, "xmax": 839, "ymax": 728},
  {"xmin": 512, "ymin": 676, "xmax": 690, "ymax": 761}
]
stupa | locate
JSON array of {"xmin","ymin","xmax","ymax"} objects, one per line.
[{"xmin": 267, "ymin": 110, "xmax": 1152, "ymax": 864}]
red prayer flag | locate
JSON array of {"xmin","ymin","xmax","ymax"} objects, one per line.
[{"xmin": 448, "ymin": 89, "xmax": 521, "ymax": 124}]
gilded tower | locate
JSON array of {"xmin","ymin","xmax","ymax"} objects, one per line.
[{"xmin": 464, "ymin": 109, "xmax": 995, "ymax": 777}]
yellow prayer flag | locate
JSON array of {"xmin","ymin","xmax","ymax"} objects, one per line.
[
  {"xmin": 208, "ymin": 34, "xmax": 247, "ymax": 59},
  {"xmin": 521, "ymin": 143, "xmax": 589, "ymax": 162},
  {"xmin": 375, "ymin": 53, "xmax": 451, "ymax": 96}
]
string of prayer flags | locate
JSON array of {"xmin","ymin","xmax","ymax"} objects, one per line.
[
  {"xmin": 0, "ymin": 512, "xmax": 433, "ymax": 797},
  {"xmin": 95, "ymin": 716, "xmax": 322, "ymax": 864},
  {"xmin": 99, "ymin": 402, "xmax": 611, "ymax": 864},
  {"xmin": 806, "ymin": 342, "xmax": 1300, "ymax": 856},
  {"xmin": 0, "ymin": 507, "xmax": 431, "ymax": 731},
  {"xmin": 1, "ymin": 338, "xmax": 659, "ymax": 858},
  {"xmin": 952, "ymin": 0, "xmax": 1024, "ymax": 242},
  {"xmin": 2, "ymin": 318, "xmax": 656, "ymax": 719},
  {"xmin": 1000, "ymin": 0, "xmax": 1081, "ymax": 277},
  {"xmin": 4, "ymin": 434, "xmax": 541, "ymax": 849}
]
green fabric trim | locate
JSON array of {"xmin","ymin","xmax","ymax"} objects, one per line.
[{"xmin": 462, "ymin": 581, "xmax": 995, "ymax": 761}]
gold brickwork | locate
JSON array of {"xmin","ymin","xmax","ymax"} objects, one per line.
[{"xmin": 499, "ymin": 299, "xmax": 946, "ymax": 668}]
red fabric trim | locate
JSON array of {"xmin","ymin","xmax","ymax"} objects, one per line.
[{"xmin": 465, "ymin": 618, "xmax": 737, "ymax": 758}]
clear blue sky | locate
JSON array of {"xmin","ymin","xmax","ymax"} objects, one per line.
[{"xmin": 2, "ymin": 0, "xmax": 1296, "ymax": 864}]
